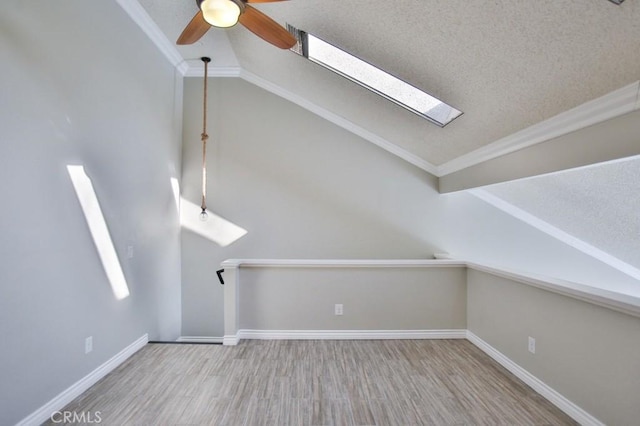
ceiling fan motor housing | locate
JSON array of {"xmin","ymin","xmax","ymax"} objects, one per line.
[
  {"xmin": 179, "ymin": 0, "xmax": 296, "ymax": 47},
  {"xmin": 196, "ymin": 0, "xmax": 246, "ymax": 14}
]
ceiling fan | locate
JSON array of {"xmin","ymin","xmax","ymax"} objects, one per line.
[{"xmin": 177, "ymin": 0, "xmax": 296, "ymax": 49}]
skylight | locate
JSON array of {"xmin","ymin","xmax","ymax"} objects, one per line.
[{"xmin": 288, "ymin": 25, "xmax": 462, "ymax": 127}]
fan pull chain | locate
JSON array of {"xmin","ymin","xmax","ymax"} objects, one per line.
[{"xmin": 200, "ymin": 57, "xmax": 211, "ymax": 219}]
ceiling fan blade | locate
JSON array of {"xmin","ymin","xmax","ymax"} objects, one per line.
[
  {"xmin": 239, "ymin": 5, "xmax": 296, "ymax": 49},
  {"xmin": 177, "ymin": 10, "xmax": 210, "ymax": 45}
]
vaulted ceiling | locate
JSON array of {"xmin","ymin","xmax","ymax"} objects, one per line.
[
  {"xmin": 137, "ymin": 0, "xmax": 640, "ymax": 181},
  {"xmin": 128, "ymin": 0, "xmax": 640, "ymax": 285}
]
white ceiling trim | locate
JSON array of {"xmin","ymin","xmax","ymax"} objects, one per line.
[
  {"xmin": 238, "ymin": 69, "xmax": 440, "ymax": 175},
  {"xmin": 117, "ymin": 0, "xmax": 439, "ymax": 175},
  {"xmin": 439, "ymin": 109, "xmax": 640, "ymax": 192},
  {"xmin": 118, "ymin": 0, "xmax": 640, "ymax": 180},
  {"xmin": 183, "ymin": 61, "xmax": 241, "ymax": 77},
  {"xmin": 470, "ymin": 188, "xmax": 640, "ymax": 282},
  {"xmin": 116, "ymin": 0, "xmax": 188, "ymax": 75},
  {"xmin": 183, "ymin": 62, "xmax": 439, "ymax": 173},
  {"xmin": 438, "ymin": 81, "xmax": 640, "ymax": 176}
]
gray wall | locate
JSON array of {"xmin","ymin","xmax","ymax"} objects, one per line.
[
  {"xmin": 181, "ymin": 77, "xmax": 637, "ymax": 337},
  {"xmin": 0, "ymin": 1, "xmax": 182, "ymax": 424},
  {"xmin": 180, "ymin": 77, "xmax": 448, "ymax": 336},
  {"xmin": 467, "ymin": 269, "xmax": 640, "ymax": 425},
  {"xmin": 239, "ymin": 267, "xmax": 467, "ymax": 330}
]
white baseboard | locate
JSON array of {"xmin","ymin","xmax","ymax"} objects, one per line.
[
  {"xmin": 466, "ymin": 331, "xmax": 604, "ymax": 426},
  {"xmin": 15, "ymin": 330, "xmax": 601, "ymax": 426},
  {"xmin": 223, "ymin": 334, "xmax": 240, "ymax": 346},
  {"xmin": 16, "ymin": 334, "xmax": 148, "ymax": 426},
  {"xmin": 238, "ymin": 329, "xmax": 467, "ymax": 341},
  {"xmin": 176, "ymin": 336, "xmax": 223, "ymax": 344}
]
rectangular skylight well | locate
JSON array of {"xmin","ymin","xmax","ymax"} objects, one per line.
[{"xmin": 287, "ymin": 25, "xmax": 462, "ymax": 127}]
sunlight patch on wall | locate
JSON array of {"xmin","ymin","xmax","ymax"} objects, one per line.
[
  {"xmin": 67, "ymin": 165, "xmax": 130, "ymax": 300},
  {"xmin": 180, "ymin": 198, "xmax": 248, "ymax": 247}
]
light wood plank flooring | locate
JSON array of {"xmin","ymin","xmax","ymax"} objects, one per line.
[{"xmin": 44, "ymin": 339, "xmax": 576, "ymax": 425}]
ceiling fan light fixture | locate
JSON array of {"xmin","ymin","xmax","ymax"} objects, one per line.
[{"xmin": 198, "ymin": 0, "xmax": 243, "ymax": 28}]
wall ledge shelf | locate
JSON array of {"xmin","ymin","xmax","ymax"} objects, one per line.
[
  {"xmin": 221, "ymin": 258, "xmax": 640, "ymax": 320},
  {"xmin": 221, "ymin": 258, "xmax": 466, "ymax": 268}
]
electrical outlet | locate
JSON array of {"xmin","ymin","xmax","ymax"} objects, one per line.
[
  {"xmin": 85, "ymin": 336, "xmax": 93, "ymax": 354},
  {"xmin": 528, "ymin": 336, "xmax": 536, "ymax": 354},
  {"xmin": 126, "ymin": 245, "xmax": 134, "ymax": 259},
  {"xmin": 334, "ymin": 304, "xmax": 343, "ymax": 316}
]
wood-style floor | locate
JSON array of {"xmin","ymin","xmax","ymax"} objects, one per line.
[{"xmin": 45, "ymin": 339, "xmax": 576, "ymax": 425}]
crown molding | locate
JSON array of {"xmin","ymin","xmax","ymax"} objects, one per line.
[
  {"xmin": 183, "ymin": 61, "xmax": 241, "ymax": 77},
  {"xmin": 438, "ymin": 81, "xmax": 640, "ymax": 176},
  {"xmin": 115, "ymin": 0, "xmax": 187, "ymax": 74},
  {"xmin": 238, "ymin": 70, "xmax": 440, "ymax": 175},
  {"xmin": 121, "ymin": 0, "xmax": 439, "ymax": 176},
  {"xmin": 183, "ymin": 62, "xmax": 440, "ymax": 174},
  {"xmin": 120, "ymin": 0, "xmax": 639, "ymax": 179}
]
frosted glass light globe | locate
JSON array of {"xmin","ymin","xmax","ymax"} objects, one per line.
[{"xmin": 200, "ymin": 0, "xmax": 241, "ymax": 28}]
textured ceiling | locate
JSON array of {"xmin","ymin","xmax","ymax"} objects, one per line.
[
  {"xmin": 485, "ymin": 156, "xmax": 640, "ymax": 270},
  {"xmin": 139, "ymin": 0, "xmax": 640, "ymax": 166}
]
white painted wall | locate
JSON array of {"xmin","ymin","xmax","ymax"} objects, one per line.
[
  {"xmin": 181, "ymin": 77, "xmax": 638, "ymax": 337},
  {"xmin": 0, "ymin": 1, "xmax": 182, "ymax": 424}
]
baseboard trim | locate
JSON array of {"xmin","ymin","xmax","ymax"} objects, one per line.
[
  {"xmin": 15, "ymin": 331, "xmax": 602, "ymax": 425},
  {"xmin": 16, "ymin": 334, "xmax": 148, "ymax": 426},
  {"xmin": 177, "ymin": 336, "xmax": 223, "ymax": 344},
  {"xmin": 238, "ymin": 329, "xmax": 467, "ymax": 340},
  {"xmin": 466, "ymin": 331, "xmax": 604, "ymax": 426},
  {"xmin": 223, "ymin": 334, "xmax": 241, "ymax": 346}
]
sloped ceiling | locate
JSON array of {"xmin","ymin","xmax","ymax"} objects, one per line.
[
  {"xmin": 138, "ymin": 0, "xmax": 640, "ymax": 174},
  {"xmin": 484, "ymin": 156, "xmax": 640, "ymax": 270},
  {"xmin": 128, "ymin": 0, "xmax": 639, "ymax": 286}
]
